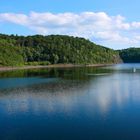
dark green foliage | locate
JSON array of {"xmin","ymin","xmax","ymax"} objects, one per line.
[
  {"xmin": 25, "ymin": 61, "xmax": 51, "ymax": 66},
  {"xmin": 0, "ymin": 34, "xmax": 121, "ymax": 66},
  {"xmin": 119, "ymin": 48, "xmax": 140, "ymax": 63}
]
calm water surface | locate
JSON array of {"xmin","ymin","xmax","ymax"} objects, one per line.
[{"xmin": 0, "ymin": 64, "xmax": 140, "ymax": 140}]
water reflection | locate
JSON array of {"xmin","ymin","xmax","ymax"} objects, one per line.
[
  {"xmin": 0, "ymin": 79, "xmax": 90, "ymax": 115},
  {"xmin": 0, "ymin": 66, "xmax": 140, "ymax": 117},
  {"xmin": 1, "ymin": 65, "xmax": 140, "ymax": 140}
]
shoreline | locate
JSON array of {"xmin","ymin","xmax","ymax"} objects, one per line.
[{"xmin": 0, "ymin": 64, "xmax": 113, "ymax": 72}]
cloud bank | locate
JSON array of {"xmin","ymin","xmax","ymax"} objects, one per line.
[{"xmin": 0, "ymin": 11, "xmax": 140, "ymax": 49}]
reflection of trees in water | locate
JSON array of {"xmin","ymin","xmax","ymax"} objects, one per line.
[
  {"xmin": 0, "ymin": 68, "xmax": 51, "ymax": 78},
  {"xmin": 0, "ymin": 66, "xmax": 114, "ymax": 80}
]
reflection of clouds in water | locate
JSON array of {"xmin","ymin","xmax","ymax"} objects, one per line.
[
  {"xmin": 5, "ymin": 96, "xmax": 30, "ymax": 114},
  {"xmin": 95, "ymin": 74, "xmax": 140, "ymax": 113},
  {"xmin": 0, "ymin": 73, "xmax": 140, "ymax": 117},
  {"xmin": 84, "ymin": 73, "xmax": 140, "ymax": 116},
  {"xmin": 0, "ymin": 81, "xmax": 90, "ymax": 115}
]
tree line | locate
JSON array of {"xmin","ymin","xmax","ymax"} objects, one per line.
[
  {"xmin": 0, "ymin": 34, "xmax": 122, "ymax": 66},
  {"xmin": 119, "ymin": 48, "xmax": 140, "ymax": 63}
]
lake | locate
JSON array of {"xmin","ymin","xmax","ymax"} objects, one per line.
[{"xmin": 0, "ymin": 64, "xmax": 140, "ymax": 140}]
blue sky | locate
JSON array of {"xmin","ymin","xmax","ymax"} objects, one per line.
[{"xmin": 0, "ymin": 0, "xmax": 140, "ymax": 49}]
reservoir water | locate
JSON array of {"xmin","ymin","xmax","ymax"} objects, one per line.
[{"xmin": 0, "ymin": 64, "xmax": 140, "ymax": 140}]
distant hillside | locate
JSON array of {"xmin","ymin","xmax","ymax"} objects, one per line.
[
  {"xmin": 0, "ymin": 34, "xmax": 121, "ymax": 66},
  {"xmin": 119, "ymin": 48, "xmax": 140, "ymax": 63}
]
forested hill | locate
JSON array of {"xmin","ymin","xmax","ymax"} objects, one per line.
[
  {"xmin": 119, "ymin": 48, "xmax": 140, "ymax": 63},
  {"xmin": 0, "ymin": 34, "xmax": 121, "ymax": 66}
]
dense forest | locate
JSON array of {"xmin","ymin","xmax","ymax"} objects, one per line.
[
  {"xmin": 0, "ymin": 34, "xmax": 122, "ymax": 66},
  {"xmin": 119, "ymin": 48, "xmax": 140, "ymax": 63}
]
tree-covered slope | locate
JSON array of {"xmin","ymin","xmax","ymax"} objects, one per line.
[
  {"xmin": 0, "ymin": 34, "xmax": 121, "ymax": 66},
  {"xmin": 0, "ymin": 38, "xmax": 24, "ymax": 66},
  {"xmin": 119, "ymin": 48, "xmax": 140, "ymax": 63}
]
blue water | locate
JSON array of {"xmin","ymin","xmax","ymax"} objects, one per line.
[{"xmin": 0, "ymin": 64, "xmax": 140, "ymax": 140}]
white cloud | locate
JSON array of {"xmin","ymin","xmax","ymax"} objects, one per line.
[
  {"xmin": 131, "ymin": 22, "xmax": 140, "ymax": 29},
  {"xmin": 0, "ymin": 13, "xmax": 28, "ymax": 25},
  {"xmin": 0, "ymin": 11, "xmax": 140, "ymax": 49}
]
